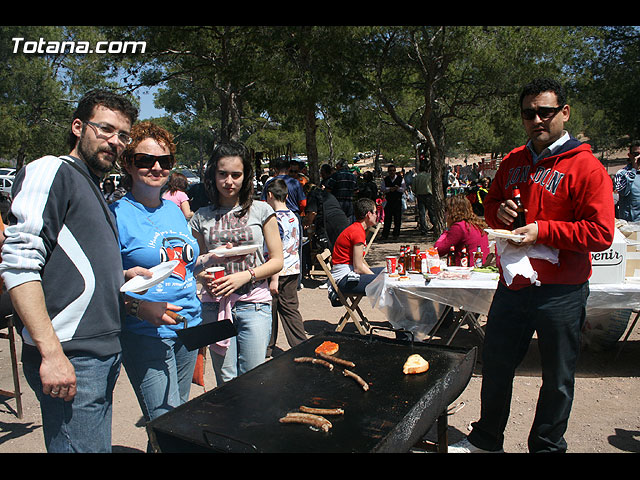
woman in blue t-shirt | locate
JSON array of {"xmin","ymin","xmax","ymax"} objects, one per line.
[{"xmin": 109, "ymin": 122, "xmax": 203, "ymax": 440}]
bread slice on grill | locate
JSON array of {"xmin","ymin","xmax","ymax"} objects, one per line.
[
  {"xmin": 403, "ymin": 354, "xmax": 429, "ymax": 374},
  {"xmin": 315, "ymin": 341, "xmax": 339, "ymax": 356}
]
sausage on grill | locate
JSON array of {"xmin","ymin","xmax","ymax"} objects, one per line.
[
  {"xmin": 343, "ymin": 369, "xmax": 369, "ymax": 391},
  {"xmin": 293, "ymin": 356, "xmax": 334, "ymax": 371},
  {"xmin": 279, "ymin": 412, "xmax": 332, "ymax": 432},
  {"xmin": 315, "ymin": 352, "xmax": 356, "ymax": 368},
  {"xmin": 299, "ymin": 405, "xmax": 344, "ymax": 416}
]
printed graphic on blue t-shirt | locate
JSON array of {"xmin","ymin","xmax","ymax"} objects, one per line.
[{"xmin": 110, "ymin": 194, "xmax": 201, "ymax": 338}]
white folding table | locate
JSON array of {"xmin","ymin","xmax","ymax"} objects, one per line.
[{"xmin": 366, "ymin": 271, "xmax": 640, "ymax": 344}]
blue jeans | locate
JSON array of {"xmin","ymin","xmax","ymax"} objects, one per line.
[
  {"xmin": 22, "ymin": 352, "xmax": 121, "ymax": 453},
  {"xmin": 338, "ymin": 266, "xmax": 385, "ymax": 296},
  {"xmin": 120, "ymin": 331, "xmax": 198, "ymax": 424},
  {"xmin": 203, "ymin": 301, "xmax": 271, "ymax": 384},
  {"xmin": 468, "ymin": 282, "xmax": 589, "ymax": 453}
]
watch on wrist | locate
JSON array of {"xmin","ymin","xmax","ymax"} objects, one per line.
[
  {"xmin": 248, "ymin": 268, "xmax": 257, "ymax": 285},
  {"xmin": 129, "ymin": 298, "xmax": 142, "ymax": 318}
]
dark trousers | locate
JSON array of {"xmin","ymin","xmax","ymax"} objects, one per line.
[
  {"xmin": 268, "ymin": 274, "xmax": 307, "ymax": 353},
  {"xmin": 382, "ymin": 199, "xmax": 402, "ymax": 238},
  {"xmin": 468, "ymin": 282, "xmax": 589, "ymax": 453},
  {"xmin": 337, "ymin": 266, "xmax": 385, "ymax": 296}
]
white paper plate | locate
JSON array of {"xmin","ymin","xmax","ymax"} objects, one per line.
[
  {"xmin": 209, "ymin": 244, "xmax": 259, "ymax": 257},
  {"xmin": 120, "ymin": 260, "xmax": 180, "ymax": 293},
  {"xmin": 444, "ymin": 266, "xmax": 474, "ymax": 272},
  {"xmin": 484, "ymin": 228, "xmax": 525, "ymax": 243}
]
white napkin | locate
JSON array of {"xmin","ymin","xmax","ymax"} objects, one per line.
[{"xmin": 495, "ymin": 239, "xmax": 559, "ymax": 286}]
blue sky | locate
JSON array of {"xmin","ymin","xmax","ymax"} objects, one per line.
[{"xmin": 138, "ymin": 86, "xmax": 166, "ymax": 119}]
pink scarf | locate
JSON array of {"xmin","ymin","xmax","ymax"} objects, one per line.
[{"xmin": 201, "ymin": 281, "xmax": 272, "ymax": 355}]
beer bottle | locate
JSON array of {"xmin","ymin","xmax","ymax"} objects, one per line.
[
  {"xmin": 460, "ymin": 245, "xmax": 469, "ymax": 267},
  {"xmin": 447, "ymin": 245, "xmax": 456, "ymax": 266},
  {"xmin": 512, "ymin": 186, "xmax": 527, "ymax": 229},
  {"xmin": 398, "ymin": 247, "xmax": 406, "ymax": 275},
  {"xmin": 403, "ymin": 246, "xmax": 411, "ymax": 272}
]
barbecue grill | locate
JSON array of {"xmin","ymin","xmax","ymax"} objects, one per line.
[{"xmin": 147, "ymin": 329, "xmax": 476, "ymax": 453}]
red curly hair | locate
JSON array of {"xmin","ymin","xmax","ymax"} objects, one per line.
[
  {"xmin": 117, "ymin": 122, "xmax": 177, "ymax": 191},
  {"xmin": 119, "ymin": 121, "xmax": 176, "ymax": 168}
]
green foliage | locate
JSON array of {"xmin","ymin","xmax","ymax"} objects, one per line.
[
  {"xmin": 1, "ymin": 25, "xmax": 635, "ymax": 174},
  {"xmin": 576, "ymin": 26, "xmax": 640, "ymax": 149},
  {"xmin": 0, "ymin": 26, "xmax": 70, "ymax": 163}
]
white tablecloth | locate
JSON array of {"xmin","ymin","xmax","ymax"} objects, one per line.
[{"xmin": 365, "ymin": 271, "xmax": 640, "ymax": 341}]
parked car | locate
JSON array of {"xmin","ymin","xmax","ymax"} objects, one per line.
[
  {"xmin": 0, "ymin": 168, "xmax": 16, "ymax": 176},
  {"xmin": 174, "ymin": 168, "xmax": 200, "ymax": 185},
  {"xmin": 0, "ymin": 175, "xmax": 13, "ymax": 199}
]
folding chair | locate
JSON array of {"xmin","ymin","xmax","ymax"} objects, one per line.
[
  {"xmin": 0, "ymin": 312, "xmax": 23, "ymax": 418},
  {"xmin": 615, "ymin": 308, "xmax": 640, "ymax": 360},
  {"xmin": 363, "ymin": 223, "xmax": 382, "ymax": 257},
  {"xmin": 316, "ymin": 249, "xmax": 371, "ymax": 335}
]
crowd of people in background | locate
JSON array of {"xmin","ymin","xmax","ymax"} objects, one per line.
[
  {"xmin": 101, "ymin": 154, "xmax": 499, "ymax": 257},
  {"xmin": 98, "ymin": 138, "xmax": 505, "ymax": 256}
]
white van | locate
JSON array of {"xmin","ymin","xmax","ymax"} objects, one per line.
[{"xmin": 0, "ymin": 175, "xmax": 13, "ymax": 199}]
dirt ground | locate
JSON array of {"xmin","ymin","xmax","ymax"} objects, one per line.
[{"xmin": 1, "ymin": 207, "xmax": 639, "ymax": 454}]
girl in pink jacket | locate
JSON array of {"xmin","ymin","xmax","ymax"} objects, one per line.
[{"xmin": 434, "ymin": 194, "xmax": 489, "ymax": 266}]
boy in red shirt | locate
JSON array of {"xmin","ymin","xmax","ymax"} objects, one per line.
[{"xmin": 331, "ymin": 198, "xmax": 383, "ymax": 295}]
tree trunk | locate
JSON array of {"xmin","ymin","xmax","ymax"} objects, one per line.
[
  {"xmin": 427, "ymin": 122, "xmax": 447, "ymax": 237},
  {"xmin": 322, "ymin": 113, "xmax": 335, "ymax": 166},
  {"xmin": 219, "ymin": 86, "xmax": 242, "ymax": 143},
  {"xmin": 16, "ymin": 144, "xmax": 26, "ymax": 173},
  {"xmin": 228, "ymin": 91, "xmax": 242, "ymax": 142},
  {"xmin": 304, "ymin": 106, "xmax": 319, "ymax": 185},
  {"xmin": 429, "ymin": 149, "xmax": 447, "ymax": 237}
]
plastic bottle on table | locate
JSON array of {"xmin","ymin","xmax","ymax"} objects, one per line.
[
  {"xmin": 474, "ymin": 245, "xmax": 483, "ymax": 268},
  {"xmin": 427, "ymin": 247, "xmax": 441, "ymax": 274}
]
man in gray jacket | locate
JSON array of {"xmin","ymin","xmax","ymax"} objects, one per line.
[
  {"xmin": 0, "ymin": 90, "xmax": 172, "ymax": 452},
  {"xmin": 614, "ymin": 140, "xmax": 640, "ymax": 222}
]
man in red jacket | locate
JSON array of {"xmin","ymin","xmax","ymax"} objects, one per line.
[{"xmin": 450, "ymin": 78, "xmax": 615, "ymax": 453}]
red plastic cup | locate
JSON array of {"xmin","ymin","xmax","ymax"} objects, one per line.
[
  {"xmin": 385, "ymin": 256, "xmax": 397, "ymax": 274},
  {"xmin": 205, "ymin": 267, "xmax": 225, "ymax": 279}
]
